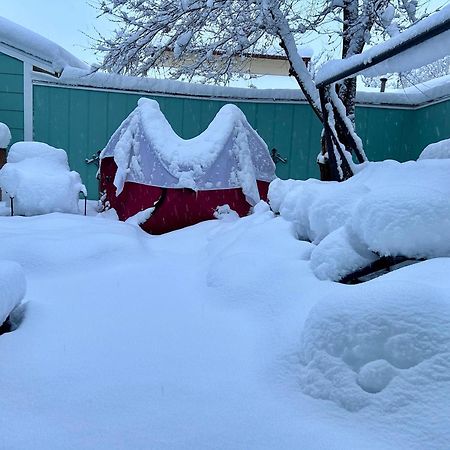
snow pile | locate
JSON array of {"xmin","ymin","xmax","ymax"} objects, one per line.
[
  {"xmin": 0, "ymin": 142, "xmax": 87, "ymax": 216},
  {"xmin": 0, "ymin": 122, "xmax": 11, "ymax": 148},
  {"xmin": 0, "ymin": 15, "xmax": 88, "ymax": 72},
  {"xmin": 352, "ymin": 185, "xmax": 450, "ymax": 259},
  {"xmin": 317, "ymin": 5, "xmax": 450, "ymax": 84},
  {"xmin": 0, "ymin": 213, "xmax": 149, "ymax": 272},
  {"xmin": 418, "ymin": 137, "xmax": 450, "ymax": 160},
  {"xmin": 0, "ymin": 260, "xmax": 26, "ymax": 326},
  {"xmin": 299, "ymin": 266, "xmax": 450, "ymax": 418},
  {"xmin": 101, "ymin": 98, "xmax": 275, "ymax": 205},
  {"xmin": 269, "ymin": 158, "xmax": 450, "ymax": 280}
]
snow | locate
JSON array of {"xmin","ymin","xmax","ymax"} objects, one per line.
[
  {"xmin": 300, "ymin": 262, "xmax": 450, "ymax": 431},
  {"xmin": 101, "ymin": 98, "xmax": 275, "ymax": 205},
  {"xmin": 269, "ymin": 158, "xmax": 450, "ymax": 280},
  {"xmin": 125, "ymin": 206, "xmax": 155, "ymax": 225},
  {"xmin": 0, "ymin": 15, "xmax": 89, "ymax": 72},
  {"xmin": 317, "ymin": 5, "xmax": 450, "ymax": 85},
  {"xmin": 0, "ymin": 198, "xmax": 449, "ymax": 448},
  {"xmin": 0, "ymin": 260, "xmax": 26, "ymax": 326},
  {"xmin": 0, "ymin": 122, "xmax": 11, "ymax": 148},
  {"xmin": 0, "ymin": 142, "xmax": 87, "ymax": 216},
  {"xmin": 34, "ymin": 65, "xmax": 450, "ymax": 107},
  {"xmin": 419, "ymin": 137, "xmax": 450, "ymax": 160},
  {"xmin": 352, "ymin": 185, "xmax": 450, "ymax": 259}
]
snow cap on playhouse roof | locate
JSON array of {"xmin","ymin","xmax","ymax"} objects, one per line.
[
  {"xmin": 101, "ymin": 98, "xmax": 276, "ymax": 205},
  {"xmin": 317, "ymin": 4, "xmax": 450, "ymax": 86},
  {"xmin": 0, "ymin": 15, "xmax": 89, "ymax": 73}
]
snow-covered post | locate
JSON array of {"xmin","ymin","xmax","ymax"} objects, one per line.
[{"xmin": 0, "ymin": 123, "xmax": 12, "ymax": 201}]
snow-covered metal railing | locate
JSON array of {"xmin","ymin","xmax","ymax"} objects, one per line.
[{"xmin": 316, "ymin": 5, "xmax": 450, "ymax": 181}]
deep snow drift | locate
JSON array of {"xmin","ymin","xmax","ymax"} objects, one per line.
[{"xmin": 0, "ymin": 199, "xmax": 449, "ymax": 449}]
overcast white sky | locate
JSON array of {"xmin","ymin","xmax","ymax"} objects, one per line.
[{"xmin": 2, "ymin": 0, "xmax": 448, "ymax": 68}]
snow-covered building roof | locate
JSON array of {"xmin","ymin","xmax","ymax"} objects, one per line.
[
  {"xmin": 0, "ymin": 16, "xmax": 89, "ymax": 74},
  {"xmin": 101, "ymin": 98, "xmax": 276, "ymax": 205}
]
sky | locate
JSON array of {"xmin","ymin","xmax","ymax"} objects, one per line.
[
  {"xmin": 1, "ymin": 0, "xmax": 110, "ymax": 66},
  {"xmin": 1, "ymin": 0, "xmax": 448, "ymax": 69}
]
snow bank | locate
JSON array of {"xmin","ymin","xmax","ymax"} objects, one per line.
[
  {"xmin": 0, "ymin": 122, "xmax": 11, "ymax": 148},
  {"xmin": 0, "ymin": 260, "xmax": 26, "ymax": 326},
  {"xmin": 101, "ymin": 98, "xmax": 275, "ymax": 205},
  {"xmin": 317, "ymin": 5, "xmax": 450, "ymax": 84},
  {"xmin": 299, "ymin": 273, "xmax": 450, "ymax": 414},
  {"xmin": 269, "ymin": 158, "xmax": 450, "ymax": 280},
  {"xmin": 419, "ymin": 137, "xmax": 450, "ymax": 160},
  {"xmin": 0, "ymin": 15, "xmax": 88, "ymax": 72},
  {"xmin": 0, "ymin": 142, "xmax": 86, "ymax": 216}
]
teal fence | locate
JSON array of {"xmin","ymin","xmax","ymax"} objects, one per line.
[{"xmin": 33, "ymin": 83, "xmax": 450, "ymax": 197}]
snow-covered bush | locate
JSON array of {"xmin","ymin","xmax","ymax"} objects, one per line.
[
  {"xmin": 0, "ymin": 142, "xmax": 86, "ymax": 216},
  {"xmin": 418, "ymin": 137, "xmax": 450, "ymax": 160},
  {"xmin": 299, "ymin": 274, "xmax": 450, "ymax": 412},
  {"xmin": 0, "ymin": 260, "xmax": 26, "ymax": 326},
  {"xmin": 269, "ymin": 159, "xmax": 450, "ymax": 280},
  {"xmin": 0, "ymin": 122, "xmax": 11, "ymax": 148}
]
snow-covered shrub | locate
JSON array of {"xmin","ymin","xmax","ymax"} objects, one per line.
[
  {"xmin": 0, "ymin": 142, "xmax": 86, "ymax": 216},
  {"xmin": 418, "ymin": 138, "xmax": 450, "ymax": 160},
  {"xmin": 0, "ymin": 122, "xmax": 11, "ymax": 148},
  {"xmin": 299, "ymin": 276, "xmax": 450, "ymax": 412},
  {"xmin": 0, "ymin": 260, "xmax": 26, "ymax": 325}
]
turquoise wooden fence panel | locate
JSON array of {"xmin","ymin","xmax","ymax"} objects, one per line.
[
  {"xmin": 33, "ymin": 84, "xmax": 449, "ymax": 198},
  {"xmin": 0, "ymin": 53, "xmax": 24, "ymax": 144},
  {"xmin": 415, "ymin": 100, "xmax": 450, "ymax": 151}
]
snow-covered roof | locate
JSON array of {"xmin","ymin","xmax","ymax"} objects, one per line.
[
  {"xmin": 0, "ymin": 16, "xmax": 89, "ymax": 73},
  {"xmin": 317, "ymin": 5, "xmax": 450, "ymax": 86},
  {"xmin": 101, "ymin": 98, "xmax": 276, "ymax": 205}
]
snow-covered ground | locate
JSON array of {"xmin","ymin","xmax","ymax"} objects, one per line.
[{"xmin": 0, "ymin": 198, "xmax": 449, "ymax": 449}]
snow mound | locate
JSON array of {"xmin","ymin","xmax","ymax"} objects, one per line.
[
  {"xmin": 269, "ymin": 159, "xmax": 450, "ymax": 280},
  {"xmin": 352, "ymin": 185, "xmax": 450, "ymax": 259},
  {"xmin": 299, "ymin": 278, "xmax": 450, "ymax": 412},
  {"xmin": 0, "ymin": 122, "xmax": 11, "ymax": 148},
  {"xmin": 0, "ymin": 142, "xmax": 87, "ymax": 216},
  {"xmin": 101, "ymin": 98, "xmax": 275, "ymax": 205},
  {"xmin": 419, "ymin": 138, "xmax": 450, "ymax": 160},
  {"xmin": 0, "ymin": 260, "xmax": 26, "ymax": 326},
  {"xmin": 310, "ymin": 226, "xmax": 377, "ymax": 281},
  {"xmin": 0, "ymin": 213, "xmax": 150, "ymax": 272}
]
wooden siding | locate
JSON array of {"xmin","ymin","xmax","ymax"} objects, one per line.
[{"xmin": 0, "ymin": 53, "xmax": 23, "ymax": 144}]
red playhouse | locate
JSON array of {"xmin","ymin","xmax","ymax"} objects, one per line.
[{"xmin": 99, "ymin": 99, "xmax": 276, "ymax": 234}]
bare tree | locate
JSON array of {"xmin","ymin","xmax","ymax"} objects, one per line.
[{"xmin": 96, "ymin": 0, "xmax": 424, "ymax": 180}]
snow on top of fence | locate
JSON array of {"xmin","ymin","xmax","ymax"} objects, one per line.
[
  {"xmin": 316, "ymin": 5, "xmax": 450, "ymax": 86},
  {"xmin": 32, "ymin": 66, "xmax": 450, "ymax": 107},
  {"xmin": 0, "ymin": 15, "xmax": 89, "ymax": 72}
]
